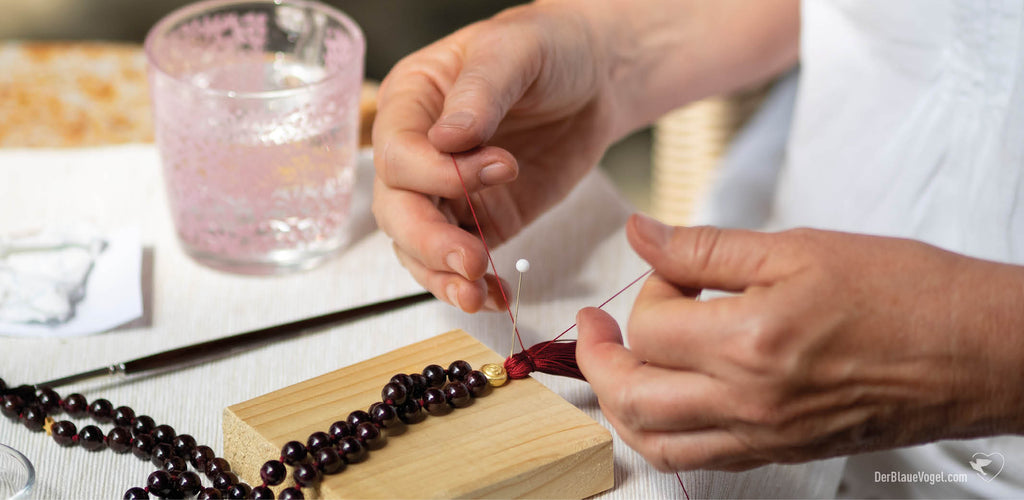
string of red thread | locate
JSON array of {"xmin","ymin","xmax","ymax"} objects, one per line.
[
  {"xmin": 449, "ymin": 154, "xmax": 526, "ymax": 353},
  {"xmin": 533, "ymin": 267, "xmax": 653, "ymax": 357}
]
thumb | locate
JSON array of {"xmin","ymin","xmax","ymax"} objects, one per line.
[
  {"xmin": 625, "ymin": 214, "xmax": 776, "ymax": 292},
  {"xmin": 427, "ymin": 32, "xmax": 541, "ymax": 153},
  {"xmin": 575, "ymin": 307, "xmax": 634, "ymax": 383}
]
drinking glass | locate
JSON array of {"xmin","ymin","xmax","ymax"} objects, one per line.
[
  {"xmin": 0, "ymin": 443, "xmax": 33, "ymax": 500},
  {"xmin": 145, "ymin": 0, "xmax": 365, "ymax": 274}
]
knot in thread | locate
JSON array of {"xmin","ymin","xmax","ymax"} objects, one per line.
[{"xmin": 504, "ymin": 351, "xmax": 536, "ymax": 379}]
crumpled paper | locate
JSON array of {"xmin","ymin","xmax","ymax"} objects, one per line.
[{"xmin": 0, "ymin": 227, "xmax": 141, "ymax": 336}]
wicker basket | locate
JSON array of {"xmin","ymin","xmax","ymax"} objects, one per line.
[{"xmin": 651, "ymin": 89, "xmax": 768, "ymax": 226}]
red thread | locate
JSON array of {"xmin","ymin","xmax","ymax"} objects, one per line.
[
  {"xmin": 449, "ymin": 155, "xmax": 524, "ymax": 352},
  {"xmin": 676, "ymin": 472, "xmax": 691, "ymax": 500},
  {"xmin": 504, "ymin": 339, "xmax": 584, "ymax": 380}
]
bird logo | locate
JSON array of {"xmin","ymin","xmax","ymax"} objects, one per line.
[{"xmin": 969, "ymin": 452, "xmax": 1005, "ymax": 482}]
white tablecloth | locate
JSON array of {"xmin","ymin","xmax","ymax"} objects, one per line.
[{"xmin": 0, "ymin": 145, "xmax": 842, "ymax": 499}]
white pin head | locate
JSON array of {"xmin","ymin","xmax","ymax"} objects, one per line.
[{"xmin": 515, "ymin": 259, "xmax": 530, "ymax": 273}]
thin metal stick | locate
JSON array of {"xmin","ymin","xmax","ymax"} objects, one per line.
[
  {"xmin": 36, "ymin": 291, "xmax": 434, "ymax": 388},
  {"xmin": 510, "ymin": 271, "xmax": 524, "ymax": 358}
]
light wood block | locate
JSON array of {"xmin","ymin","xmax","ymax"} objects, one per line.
[{"xmin": 224, "ymin": 330, "xmax": 614, "ymax": 498}]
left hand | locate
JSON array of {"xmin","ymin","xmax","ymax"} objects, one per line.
[{"xmin": 576, "ymin": 214, "xmax": 1024, "ymax": 471}]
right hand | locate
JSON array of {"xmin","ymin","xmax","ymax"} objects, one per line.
[{"xmin": 372, "ymin": 2, "xmax": 621, "ymax": 312}]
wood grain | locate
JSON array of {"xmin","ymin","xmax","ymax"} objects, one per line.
[{"xmin": 224, "ymin": 330, "xmax": 613, "ymax": 498}]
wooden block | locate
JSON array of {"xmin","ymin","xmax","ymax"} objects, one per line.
[{"xmin": 224, "ymin": 330, "xmax": 613, "ymax": 498}]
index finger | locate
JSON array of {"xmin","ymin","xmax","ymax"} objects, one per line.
[{"xmin": 373, "ymin": 65, "xmax": 518, "ymax": 197}]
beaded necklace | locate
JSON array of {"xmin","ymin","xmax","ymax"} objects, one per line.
[{"xmin": 0, "ymin": 359, "xmax": 509, "ymax": 499}]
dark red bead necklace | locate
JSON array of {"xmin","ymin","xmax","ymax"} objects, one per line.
[{"xmin": 0, "ymin": 359, "xmax": 507, "ymax": 499}]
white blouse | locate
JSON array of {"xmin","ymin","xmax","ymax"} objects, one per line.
[{"xmin": 699, "ymin": 0, "xmax": 1024, "ymax": 497}]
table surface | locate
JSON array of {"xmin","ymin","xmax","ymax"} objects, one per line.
[{"xmin": 0, "ymin": 42, "xmax": 843, "ymax": 499}]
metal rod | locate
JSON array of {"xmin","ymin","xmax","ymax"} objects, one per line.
[{"xmin": 36, "ymin": 291, "xmax": 434, "ymax": 388}]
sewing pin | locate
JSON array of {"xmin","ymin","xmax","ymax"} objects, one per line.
[{"xmin": 510, "ymin": 258, "xmax": 530, "ymax": 358}]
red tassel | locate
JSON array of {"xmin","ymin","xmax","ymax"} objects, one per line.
[{"xmin": 504, "ymin": 339, "xmax": 585, "ymax": 381}]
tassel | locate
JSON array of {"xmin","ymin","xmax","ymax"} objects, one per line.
[{"xmin": 504, "ymin": 339, "xmax": 585, "ymax": 381}]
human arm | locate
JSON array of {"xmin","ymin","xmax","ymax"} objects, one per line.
[
  {"xmin": 372, "ymin": 0, "xmax": 800, "ymax": 312},
  {"xmin": 576, "ymin": 215, "xmax": 1024, "ymax": 471}
]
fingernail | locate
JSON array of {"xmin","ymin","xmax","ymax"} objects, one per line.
[
  {"xmin": 437, "ymin": 111, "xmax": 475, "ymax": 130},
  {"xmin": 482, "ymin": 295, "xmax": 500, "ymax": 312},
  {"xmin": 446, "ymin": 283, "xmax": 461, "ymax": 309},
  {"xmin": 446, "ymin": 251, "xmax": 467, "ymax": 277},
  {"xmin": 479, "ymin": 163, "xmax": 516, "ymax": 185},
  {"xmin": 633, "ymin": 214, "xmax": 671, "ymax": 247}
]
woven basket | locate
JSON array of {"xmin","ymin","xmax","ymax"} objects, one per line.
[{"xmin": 651, "ymin": 89, "xmax": 768, "ymax": 226}]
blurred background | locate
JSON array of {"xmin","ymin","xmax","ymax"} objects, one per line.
[{"xmin": 0, "ymin": 0, "xmax": 652, "ymax": 210}]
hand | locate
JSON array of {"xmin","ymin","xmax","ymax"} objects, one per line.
[
  {"xmin": 576, "ymin": 214, "xmax": 1024, "ymax": 471},
  {"xmin": 372, "ymin": 2, "xmax": 619, "ymax": 312}
]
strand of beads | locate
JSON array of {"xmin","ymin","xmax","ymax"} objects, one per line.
[
  {"xmin": 245, "ymin": 360, "xmax": 507, "ymax": 499},
  {"xmin": 0, "ymin": 359, "xmax": 508, "ymax": 500},
  {"xmin": 0, "ymin": 377, "xmax": 245, "ymax": 499}
]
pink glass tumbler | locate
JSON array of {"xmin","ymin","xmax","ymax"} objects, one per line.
[{"xmin": 145, "ymin": 0, "xmax": 364, "ymax": 274}]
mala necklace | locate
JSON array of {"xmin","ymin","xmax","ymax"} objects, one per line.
[{"xmin": 0, "ymin": 359, "xmax": 510, "ymax": 499}]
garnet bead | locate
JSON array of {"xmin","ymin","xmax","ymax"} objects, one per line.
[
  {"xmin": 177, "ymin": 471, "xmax": 203, "ymax": 496},
  {"xmin": 369, "ymin": 402, "xmax": 400, "ymax": 428},
  {"xmin": 152, "ymin": 424, "xmax": 176, "ymax": 444},
  {"xmin": 78, "ymin": 424, "xmax": 106, "ymax": 451},
  {"xmin": 171, "ymin": 433, "xmax": 197, "ymax": 457},
  {"xmin": 422, "ymin": 364, "xmax": 447, "ymax": 388},
  {"xmin": 197, "ymin": 487, "xmax": 223, "ymax": 499},
  {"xmin": 278, "ymin": 487, "xmax": 304, "ymax": 499},
  {"xmin": 226, "ymin": 482, "xmax": 251, "ymax": 499},
  {"xmin": 147, "ymin": 470, "xmax": 176, "ymax": 497},
  {"xmin": 164, "ymin": 456, "xmax": 188, "ymax": 474},
  {"xmin": 280, "ymin": 440, "xmax": 307, "ymax": 465},
  {"xmin": 464, "ymin": 370, "xmax": 491, "ymax": 397},
  {"xmin": 328, "ymin": 420, "xmax": 354, "ymax": 442},
  {"xmin": 381, "ymin": 382, "xmax": 408, "ymax": 405},
  {"xmin": 347, "ymin": 409, "xmax": 372, "ymax": 427},
  {"xmin": 338, "ymin": 436, "xmax": 366, "ymax": 463},
  {"xmin": 445, "ymin": 381, "xmax": 473, "ymax": 408},
  {"xmin": 212, "ymin": 471, "xmax": 239, "ymax": 491},
  {"xmin": 398, "ymin": 398, "xmax": 425, "ymax": 424},
  {"xmin": 123, "ymin": 486, "xmax": 149, "ymax": 499},
  {"xmin": 52, "ymin": 420, "xmax": 78, "ymax": 447},
  {"xmin": 8, "ymin": 385, "xmax": 34, "ymax": 403},
  {"xmin": 61, "ymin": 393, "xmax": 88, "ymax": 417},
  {"xmin": 151, "ymin": 442, "xmax": 175, "ymax": 467},
  {"xmin": 35, "ymin": 387, "xmax": 61, "ymax": 412},
  {"xmin": 293, "ymin": 462, "xmax": 320, "ymax": 487},
  {"xmin": 1, "ymin": 394, "xmax": 25, "ymax": 420},
  {"xmin": 20, "ymin": 405, "xmax": 47, "ymax": 432},
  {"xmin": 114, "ymin": 406, "xmax": 136, "ymax": 427},
  {"xmin": 356, "ymin": 422, "xmax": 385, "ymax": 449},
  {"xmin": 131, "ymin": 433, "xmax": 156, "ymax": 460},
  {"xmin": 190, "ymin": 444, "xmax": 216, "ymax": 469},
  {"xmin": 250, "ymin": 486, "xmax": 275, "ymax": 499},
  {"xmin": 306, "ymin": 431, "xmax": 332, "ymax": 453},
  {"xmin": 422, "ymin": 388, "xmax": 449, "ymax": 415},
  {"xmin": 408, "ymin": 372, "xmax": 429, "ymax": 399},
  {"xmin": 205, "ymin": 457, "xmax": 232, "ymax": 478},
  {"xmin": 259, "ymin": 459, "xmax": 287, "ymax": 486},
  {"xmin": 389, "ymin": 373, "xmax": 414, "ymax": 391},
  {"xmin": 314, "ymin": 447, "xmax": 345, "ymax": 475},
  {"xmin": 107, "ymin": 427, "xmax": 133, "ymax": 453},
  {"xmin": 88, "ymin": 398, "xmax": 114, "ymax": 422},
  {"xmin": 132, "ymin": 414, "xmax": 156, "ymax": 436},
  {"xmin": 448, "ymin": 360, "xmax": 472, "ymax": 382}
]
